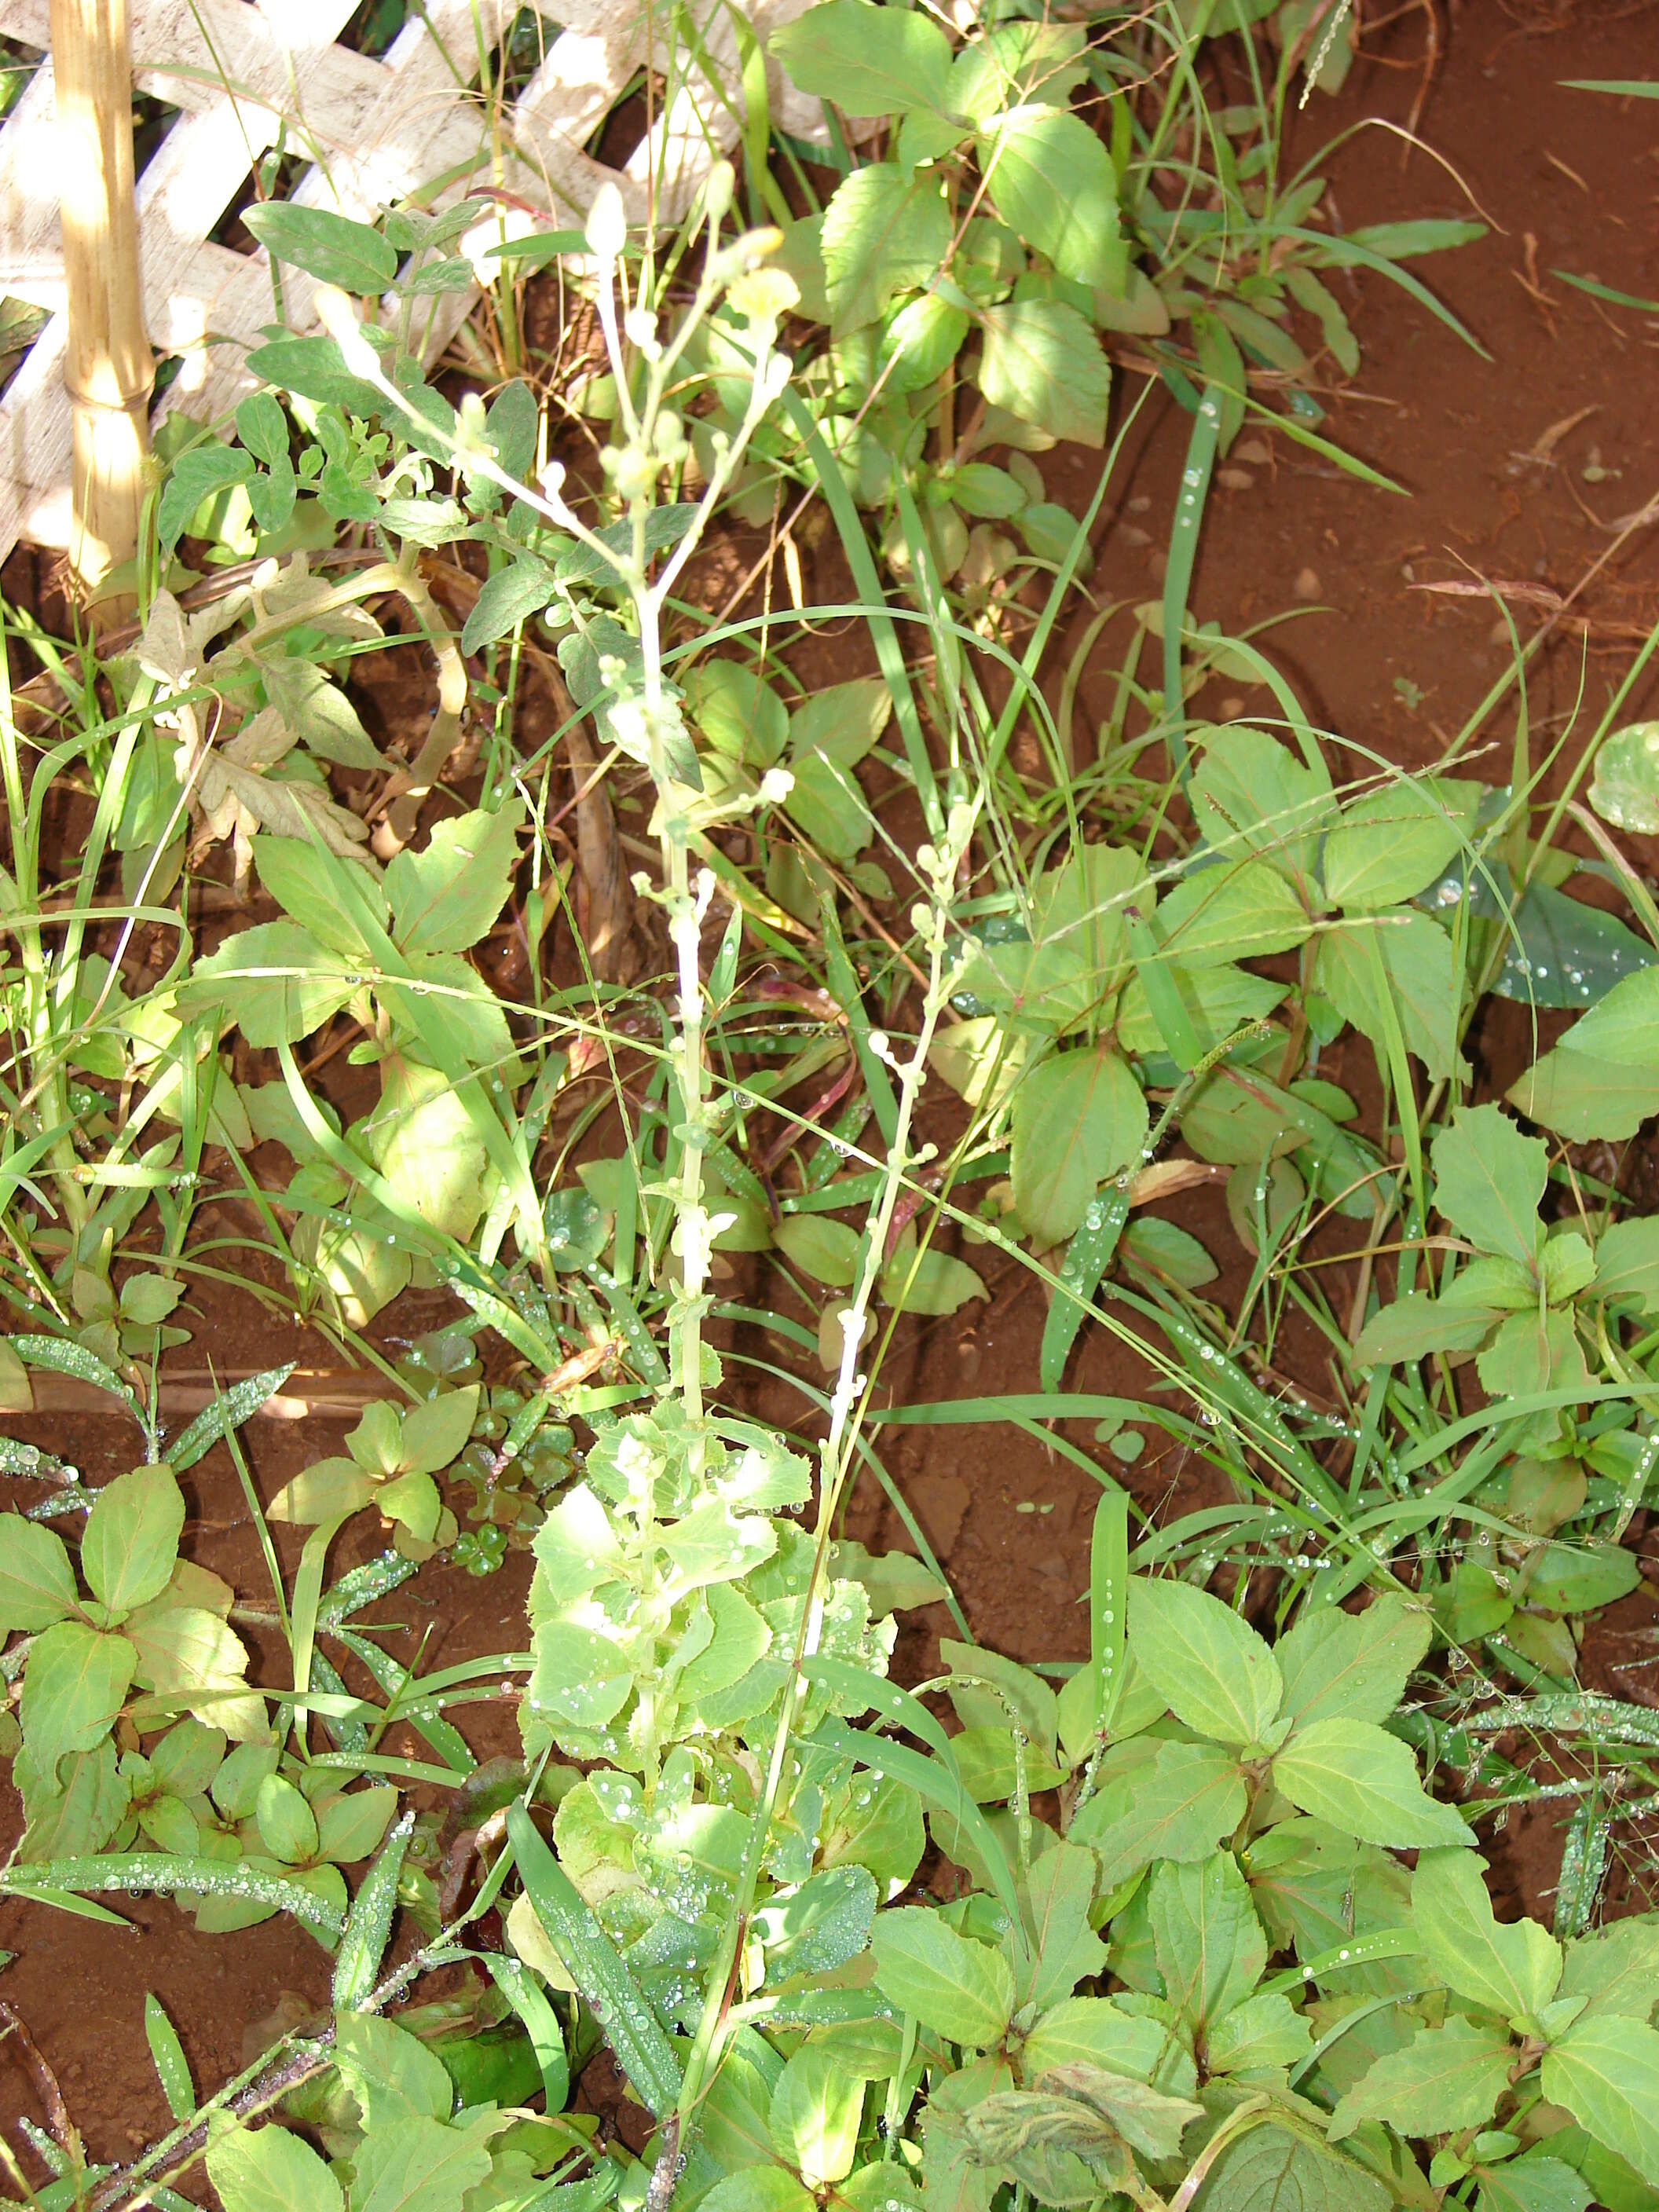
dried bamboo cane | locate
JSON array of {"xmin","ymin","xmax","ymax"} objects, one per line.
[{"xmin": 50, "ymin": 0, "xmax": 152, "ymax": 621}]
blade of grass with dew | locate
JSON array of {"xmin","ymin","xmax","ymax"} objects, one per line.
[
  {"xmin": 506, "ymin": 1802, "xmax": 682, "ymax": 2119},
  {"xmin": 777, "ymin": 388, "xmax": 942, "ymax": 837},
  {"xmin": 1162, "ymin": 387, "xmax": 1222, "ymax": 782}
]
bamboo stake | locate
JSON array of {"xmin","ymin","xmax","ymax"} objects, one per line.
[{"xmin": 50, "ymin": 0, "xmax": 152, "ymax": 621}]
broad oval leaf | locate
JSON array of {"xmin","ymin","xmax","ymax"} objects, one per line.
[
  {"xmin": 1155, "ymin": 856, "xmax": 1312, "ymax": 968},
  {"xmin": 1540, "ymin": 2015, "xmax": 1659, "ymax": 2186},
  {"xmin": 770, "ymin": 2045, "xmax": 865, "ymax": 2188},
  {"xmin": 977, "ymin": 298, "xmax": 1109, "ymax": 449},
  {"xmin": 1128, "ymin": 1577, "xmax": 1282, "ymax": 1749},
  {"xmin": 241, "ymin": 203, "xmax": 397, "ymax": 294},
  {"xmin": 1323, "ymin": 779, "xmax": 1471, "ymax": 912},
  {"xmin": 822, "ymin": 165, "xmax": 950, "ymax": 336},
  {"xmin": 207, "ymin": 2120, "xmax": 344, "ymax": 2212},
  {"xmin": 775, "ymin": 1215, "xmax": 862, "ymax": 1288},
  {"xmin": 870, "ymin": 1905, "xmax": 1015, "ymax": 2048},
  {"xmin": 1412, "ymin": 1849, "xmax": 1562, "ymax": 2021},
  {"xmin": 1069, "ymin": 1740, "xmax": 1247, "ymax": 1889},
  {"xmin": 81, "ymin": 1464, "xmax": 185, "ymax": 1616},
  {"xmin": 1275, "ymin": 1595, "xmax": 1432, "ymax": 1730},
  {"xmin": 20, "ymin": 1621, "xmax": 137, "ymax": 1771},
  {"xmin": 1590, "ymin": 720, "xmax": 1659, "ymax": 836},
  {"xmin": 0, "ymin": 1515, "xmax": 78, "ymax": 1635},
  {"xmin": 1272, "ymin": 1719, "xmax": 1474, "ymax": 1849},
  {"xmin": 1430, "ymin": 1104, "xmax": 1545, "ymax": 1269},
  {"xmin": 1009, "ymin": 1045, "xmax": 1148, "ymax": 1247},
  {"xmin": 980, "ymin": 106, "xmax": 1125, "ymax": 291},
  {"xmin": 386, "ymin": 803, "xmax": 524, "ymax": 957},
  {"xmin": 769, "ymin": 0, "xmax": 954, "ymax": 116},
  {"xmin": 1330, "ymin": 2016, "xmax": 1514, "ymax": 2141}
]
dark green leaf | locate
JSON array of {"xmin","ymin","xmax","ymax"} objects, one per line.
[{"xmin": 242, "ymin": 203, "xmax": 397, "ymax": 292}]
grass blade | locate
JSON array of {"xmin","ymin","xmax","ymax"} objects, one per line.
[{"xmin": 506, "ymin": 1801, "xmax": 682, "ymax": 2119}]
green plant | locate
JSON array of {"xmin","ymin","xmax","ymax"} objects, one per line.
[{"xmin": 13, "ymin": 9, "xmax": 1659, "ymax": 2211}]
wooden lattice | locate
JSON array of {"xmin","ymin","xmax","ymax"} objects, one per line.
[{"xmin": 0, "ymin": 0, "xmax": 821, "ymax": 562}]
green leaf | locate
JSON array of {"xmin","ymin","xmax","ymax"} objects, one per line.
[
  {"xmin": 1541, "ymin": 2016, "xmax": 1659, "ymax": 2186},
  {"xmin": 268, "ymin": 1458, "xmax": 377, "ymax": 1525},
  {"xmin": 1593, "ymin": 1218, "xmax": 1659, "ymax": 1311},
  {"xmin": 1190, "ymin": 727, "xmax": 1334, "ymax": 887},
  {"xmin": 332, "ymin": 1807, "xmax": 413, "ymax": 2009},
  {"xmin": 335, "ymin": 2012, "xmax": 452, "ymax": 2124},
  {"xmin": 822, "ymin": 165, "xmax": 950, "ymax": 335},
  {"xmin": 180, "ymin": 921, "xmax": 358, "ymax": 1049},
  {"xmin": 1206, "ymin": 1991, "xmax": 1313, "ymax": 2074},
  {"xmin": 396, "ymin": 1386, "xmax": 478, "ymax": 1477},
  {"xmin": 1273, "ymin": 1720, "xmax": 1474, "ymax": 1848},
  {"xmin": 159, "ymin": 443, "xmax": 254, "ymax": 553},
  {"xmin": 347, "ymin": 2114, "xmax": 496, "ymax": 2212},
  {"xmin": 789, "ymin": 676, "xmax": 892, "ymax": 764},
  {"xmin": 785, "ymin": 745, "xmax": 874, "ymax": 862},
  {"xmin": 241, "ymin": 203, "xmax": 397, "ymax": 292},
  {"xmin": 1009, "ymin": 1046, "xmax": 1148, "ymax": 1247},
  {"xmin": 1473, "ymin": 2154, "xmax": 1591, "ymax": 2212},
  {"xmin": 870, "ymin": 1905, "xmax": 1016, "ymax": 2048},
  {"xmin": 1191, "ymin": 2121, "xmax": 1390, "ymax": 2212},
  {"xmin": 1431, "ymin": 1105, "xmax": 1546, "ymax": 1268},
  {"xmin": 1069, "ymin": 1740, "xmax": 1247, "ymax": 1888},
  {"xmin": 1589, "ymin": 721, "xmax": 1659, "ymax": 836},
  {"xmin": 1352, "ymin": 1287, "xmax": 1511, "ymax": 1365},
  {"xmin": 980, "ymin": 108, "xmax": 1124, "ymax": 291},
  {"xmin": 144, "ymin": 1991, "xmax": 196, "ymax": 2119},
  {"xmin": 527, "ymin": 1623, "xmax": 633, "ymax": 1731},
  {"xmin": 942, "ymin": 1638, "xmax": 1059, "ymax": 1763},
  {"xmin": 0, "ymin": 1515, "xmax": 77, "ymax": 1635},
  {"xmin": 688, "ymin": 659, "xmax": 789, "ymax": 768},
  {"xmin": 1020, "ymin": 1994, "xmax": 1198, "ymax": 2094},
  {"xmin": 256, "ymin": 1772, "xmax": 320, "ymax": 1864},
  {"xmin": 207, "ymin": 2122, "xmax": 344, "ymax": 2212},
  {"xmin": 1313, "ymin": 910, "xmax": 1463, "ymax": 1080},
  {"xmin": 314, "ymin": 1783, "xmax": 397, "ymax": 1863},
  {"xmin": 1115, "ymin": 960, "xmax": 1285, "ymax": 1057},
  {"xmin": 775, "ymin": 1215, "xmax": 861, "ymax": 1287},
  {"xmin": 1509, "ymin": 1047, "xmax": 1659, "ymax": 1143},
  {"xmin": 1475, "ymin": 1308, "xmax": 1587, "ymax": 1401},
  {"xmin": 700, "ymin": 2176, "xmax": 816, "ymax": 2212},
  {"xmin": 247, "ymin": 335, "xmax": 383, "ymax": 416},
  {"xmin": 368, "ymin": 1060, "xmax": 491, "ymax": 1243},
  {"xmin": 1155, "ymin": 857, "xmax": 1313, "ymax": 967},
  {"xmin": 1128, "ymin": 1576, "xmax": 1282, "ymax": 1749},
  {"xmin": 770, "ymin": 2045, "xmax": 864, "ymax": 2188},
  {"xmin": 769, "ymin": 0, "xmax": 954, "ymax": 115},
  {"xmin": 460, "ymin": 557, "xmax": 555, "ymax": 654},
  {"xmin": 1330, "ymin": 2016, "xmax": 1514, "ymax": 2139},
  {"xmin": 1529, "ymin": 962, "xmax": 1659, "ymax": 1063},
  {"xmin": 977, "ymin": 298, "xmax": 1109, "ymax": 447},
  {"xmin": 386, "ymin": 804, "xmax": 523, "ymax": 957},
  {"xmin": 1148, "ymin": 1852, "xmax": 1266, "ymax": 2032},
  {"xmin": 1276, "ymin": 1595, "xmax": 1432, "ymax": 1728},
  {"xmin": 253, "ymin": 834, "xmax": 387, "ymax": 956},
  {"xmin": 1521, "ymin": 1540, "xmax": 1639, "ymax": 1615},
  {"xmin": 1020, "ymin": 1840, "xmax": 1108, "ymax": 2011},
  {"xmin": 260, "ymin": 657, "xmax": 383, "ymax": 771},
  {"xmin": 506, "ymin": 1801, "xmax": 683, "ymax": 2118},
  {"xmin": 20, "ymin": 1621, "xmax": 136, "ymax": 1772},
  {"xmin": 81, "ymin": 1464, "xmax": 185, "ymax": 1616},
  {"xmin": 1558, "ymin": 1917, "xmax": 1659, "ymax": 2023},
  {"xmin": 1323, "ymin": 780, "xmax": 1471, "ymax": 910},
  {"xmin": 1412, "ymin": 1850, "xmax": 1562, "ymax": 2020},
  {"xmin": 880, "ymin": 1244, "xmax": 988, "ymax": 1316}
]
